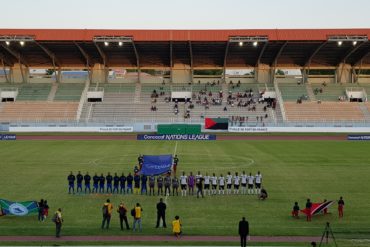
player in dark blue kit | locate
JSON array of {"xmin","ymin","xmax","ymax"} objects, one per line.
[
  {"xmin": 67, "ymin": 172, "xmax": 76, "ymax": 194},
  {"xmin": 126, "ymin": 173, "xmax": 133, "ymax": 194},
  {"xmin": 76, "ymin": 171, "xmax": 83, "ymax": 193},
  {"xmin": 133, "ymin": 173, "xmax": 141, "ymax": 194},
  {"xmin": 99, "ymin": 173, "xmax": 105, "ymax": 193},
  {"xmin": 92, "ymin": 173, "xmax": 99, "ymax": 193},
  {"xmin": 84, "ymin": 172, "xmax": 91, "ymax": 193},
  {"xmin": 141, "ymin": 175, "xmax": 148, "ymax": 195},
  {"xmin": 119, "ymin": 173, "xmax": 126, "ymax": 194},
  {"xmin": 106, "ymin": 173, "xmax": 113, "ymax": 193},
  {"xmin": 113, "ymin": 173, "xmax": 120, "ymax": 194}
]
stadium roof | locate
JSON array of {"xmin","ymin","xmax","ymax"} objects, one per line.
[{"xmin": 0, "ymin": 28, "xmax": 369, "ymax": 68}]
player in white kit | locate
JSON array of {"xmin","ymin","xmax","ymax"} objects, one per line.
[
  {"xmin": 180, "ymin": 171, "xmax": 188, "ymax": 196},
  {"xmin": 240, "ymin": 171, "xmax": 248, "ymax": 195},
  {"xmin": 204, "ymin": 173, "xmax": 211, "ymax": 196},
  {"xmin": 211, "ymin": 173, "xmax": 218, "ymax": 195},
  {"xmin": 255, "ymin": 171, "xmax": 262, "ymax": 194},
  {"xmin": 247, "ymin": 172, "xmax": 254, "ymax": 195},
  {"xmin": 226, "ymin": 172, "xmax": 233, "ymax": 195},
  {"xmin": 233, "ymin": 172, "xmax": 240, "ymax": 194},
  {"xmin": 218, "ymin": 174, "xmax": 225, "ymax": 195}
]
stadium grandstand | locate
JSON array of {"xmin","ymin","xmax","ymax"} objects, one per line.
[{"xmin": 0, "ymin": 28, "xmax": 370, "ymax": 130}]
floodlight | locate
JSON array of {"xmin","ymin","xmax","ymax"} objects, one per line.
[
  {"xmin": 5, "ymin": 41, "xmax": 10, "ymax": 45},
  {"xmin": 253, "ymin": 41, "xmax": 258, "ymax": 47},
  {"xmin": 239, "ymin": 41, "xmax": 243, "ymax": 46},
  {"xmin": 337, "ymin": 41, "xmax": 342, "ymax": 46},
  {"xmin": 118, "ymin": 41, "xmax": 123, "ymax": 46},
  {"xmin": 19, "ymin": 41, "xmax": 25, "ymax": 46},
  {"xmin": 353, "ymin": 41, "xmax": 357, "ymax": 46},
  {"xmin": 104, "ymin": 41, "xmax": 109, "ymax": 46}
]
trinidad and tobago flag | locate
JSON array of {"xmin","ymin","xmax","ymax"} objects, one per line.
[
  {"xmin": 205, "ymin": 118, "xmax": 229, "ymax": 130},
  {"xmin": 300, "ymin": 200, "xmax": 334, "ymax": 216}
]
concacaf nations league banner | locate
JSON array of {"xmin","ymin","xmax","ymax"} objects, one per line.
[
  {"xmin": 0, "ymin": 199, "xmax": 38, "ymax": 216},
  {"xmin": 140, "ymin": 155, "xmax": 173, "ymax": 176}
]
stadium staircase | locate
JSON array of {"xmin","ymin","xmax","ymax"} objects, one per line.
[
  {"xmin": 134, "ymin": 83, "xmax": 141, "ymax": 103},
  {"xmin": 273, "ymin": 82, "xmax": 287, "ymax": 121},
  {"xmin": 47, "ymin": 83, "xmax": 58, "ymax": 101},
  {"xmin": 305, "ymin": 84, "xmax": 316, "ymax": 101}
]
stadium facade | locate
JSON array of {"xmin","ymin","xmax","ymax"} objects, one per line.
[{"xmin": 0, "ymin": 29, "xmax": 370, "ymax": 132}]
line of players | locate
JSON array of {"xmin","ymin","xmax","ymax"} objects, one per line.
[{"xmin": 67, "ymin": 171, "xmax": 263, "ymax": 196}]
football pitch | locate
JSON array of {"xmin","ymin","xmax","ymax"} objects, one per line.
[{"xmin": 0, "ymin": 137, "xmax": 369, "ymax": 243}]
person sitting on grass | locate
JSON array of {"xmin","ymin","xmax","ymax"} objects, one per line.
[
  {"xmin": 172, "ymin": 215, "xmax": 182, "ymax": 238},
  {"xmin": 258, "ymin": 187, "xmax": 268, "ymax": 200}
]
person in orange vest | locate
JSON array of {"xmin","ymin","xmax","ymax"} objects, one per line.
[{"xmin": 101, "ymin": 199, "xmax": 113, "ymax": 229}]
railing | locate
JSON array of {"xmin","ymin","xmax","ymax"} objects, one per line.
[{"xmin": 273, "ymin": 81, "xmax": 287, "ymax": 121}]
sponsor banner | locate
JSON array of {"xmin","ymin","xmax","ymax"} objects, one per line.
[
  {"xmin": 347, "ymin": 135, "xmax": 370, "ymax": 140},
  {"xmin": 137, "ymin": 134, "xmax": 216, "ymax": 141},
  {"xmin": 9, "ymin": 126, "xmax": 133, "ymax": 133},
  {"xmin": 0, "ymin": 134, "xmax": 16, "ymax": 140},
  {"xmin": 229, "ymin": 126, "xmax": 370, "ymax": 133},
  {"xmin": 0, "ymin": 199, "xmax": 38, "ymax": 216},
  {"xmin": 140, "ymin": 155, "xmax": 172, "ymax": 176}
]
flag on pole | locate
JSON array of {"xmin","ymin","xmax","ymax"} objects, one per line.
[{"xmin": 0, "ymin": 199, "xmax": 39, "ymax": 216}]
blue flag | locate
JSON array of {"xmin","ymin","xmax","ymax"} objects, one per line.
[
  {"xmin": 0, "ymin": 199, "xmax": 39, "ymax": 216},
  {"xmin": 140, "ymin": 155, "xmax": 173, "ymax": 176}
]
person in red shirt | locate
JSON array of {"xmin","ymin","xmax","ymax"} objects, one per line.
[
  {"xmin": 292, "ymin": 202, "xmax": 299, "ymax": 218},
  {"xmin": 338, "ymin": 196, "xmax": 345, "ymax": 218}
]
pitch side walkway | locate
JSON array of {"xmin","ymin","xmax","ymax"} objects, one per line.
[
  {"xmin": 0, "ymin": 235, "xmax": 321, "ymax": 243},
  {"xmin": 16, "ymin": 135, "xmax": 345, "ymax": 141}
]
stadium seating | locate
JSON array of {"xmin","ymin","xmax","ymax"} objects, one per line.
[
  {"xmin": 278, "ymin": 83, "xmax": 309, "ymax": 101},
  {"xmin": 311, "ymin": 83, "xmax": 346, "ymax": 101},
  {"xmin": 284, "ymin": 102, "xmax": 365, "ymax": 122},
  {"xmin": 54, "ymin": 83, "xmax": 85, "ymax": 101},
  {"xmin": 11, "ymin": 83, "xmax": 51, "ymax": 101},
  {"xmin": 0, "ymin": 101, "xmax": 78, "ymax": 122}
]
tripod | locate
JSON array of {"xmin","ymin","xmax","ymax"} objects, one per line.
[{"xmin": 319, "ymin": 222, "xmax": 337, "ymax": 247}]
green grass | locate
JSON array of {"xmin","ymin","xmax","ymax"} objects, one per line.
[{"xmin": 0, "ymin": 139, "xmax": 369, "ymax": 244}]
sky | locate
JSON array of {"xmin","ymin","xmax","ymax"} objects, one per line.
[{"xmin": 1, "ymin": 0, "xmax": 370, "ymax": 29}]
